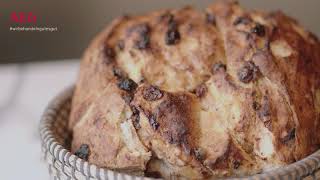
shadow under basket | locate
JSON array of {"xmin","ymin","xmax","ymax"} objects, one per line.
[{"xmin": 39, "ymin": 86, "xmax": 320, "ymax": 180}]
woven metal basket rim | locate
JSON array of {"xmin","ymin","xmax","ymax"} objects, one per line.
[{"xmin": 39, "ymin": 85, "xmax": 320, "ymax": 180}]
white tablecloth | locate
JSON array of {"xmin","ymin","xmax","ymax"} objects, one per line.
[{"xmin": 0, "ymin": 60, "xmax": 79, "ymax": 180}]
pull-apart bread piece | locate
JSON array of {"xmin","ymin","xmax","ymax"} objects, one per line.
[{"xmin": 69, "ymin": 0, "xmax": 320, "ymax": 179}]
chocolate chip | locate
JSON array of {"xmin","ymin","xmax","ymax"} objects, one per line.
[
  {"xmin": 233, "ymin": 16, "xmax": 251, "ymax": 26},
  {"xmin": 135, "ymin": 35, "xmax": 150, "ymax": 49},
  {"xmin": 139, "ymin": 24, "xmax": 150, "ymax": 35},
  {"xmin": 74, "ymin": 144, "xmax": 90, "ymax": 161},
  {"xmin": 165, "ymin": 29, "xmax": 180, "ymax": 45},
  {"xmin": 134, "ymin": 23, "xmax": 150, "ymax": 35},
  {"xmin": 131, "ymin": 105, "xmax": 139, "ymax": 114},
  {"xmin": 194, "ymin": 148, "xmax": 205, "ymax": 161},
  {"xmin": 148, "ymin": 114, "xmax": 159, "ymax": 130},
  {"xmin": 232, "ymin": 159, "xmax": 241, "ymax": 169},
  {"xmin": 195, "ymin": 84, "xmax": 207, "ymax": 98},
  {"xmin": 132, "ymin": 23, "xmax": 151, "ymax": 50},
  {"xmin": 281, "ymin": 128, "xmax": 296, "ymax": 144},
  {"xmin": 118, "ymin": 78, "xmax": 138, "ymax": 92},
  {"xmin": 121, "ymin": 94, "xmax": 133, "ymax": 104},
  {"xmin": 165, "ymin": 18, "xmax": 180, "ymax": 45},
  {"xmin": 237, "ymin": 61, "xmax": 260, "ymax": 83},
  {"xmin": 212, "ymin": 62, "xmax": 227, "ymax": 73},
  {"xmin": 112, "ymin": 67, "xmax": 125, "ymax": 79},
  {"xmin": 143, "ymin": 86, "xmax": 163, "ymax": 101},
  {"xmin": 238, "ymin": 67, "xmax": 253, "ymax": 83},
  {"xmin": 206, "ymin": 13, "xmax": 216, "ymax": 25},
  {"xmin": 117, "ymin": 40, "xmax": 125, "ymax": 50},
  {"xmin": 131, "ymin": 106, "xmax": 141, "ymax": 130},
  {"xmin": 251, "ymin": 23, "xmax": 266, "ymax": 37},
  {"xmin": 252, "ymin": 101, "xmax": 261, "ymax": 111}
]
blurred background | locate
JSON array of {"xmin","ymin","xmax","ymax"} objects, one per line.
[
  {"xmin": 0, "ymin": 1, "xmax": 319, "ymax": 180},
  {"xmin": 0, "ymin": 0, "xmax": 320, "ymax": 63}
]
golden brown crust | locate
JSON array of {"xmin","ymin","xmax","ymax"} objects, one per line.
[{"xmin": 70, "ymin": 0, "xmax": 320, "ymax": 178}]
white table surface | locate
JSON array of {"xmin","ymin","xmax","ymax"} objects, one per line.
[{"xmin": 0, "ymin": 60, "xmax": 79, "ymax": 180}]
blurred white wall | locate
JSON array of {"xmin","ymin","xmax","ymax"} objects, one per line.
[{"xmin": 0, "ymin": 0, "xmax": 319, "ymax": 63}]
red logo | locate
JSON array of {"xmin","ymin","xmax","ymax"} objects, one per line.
[{"xmin": 10, "ymin": 12, "xmax": 36, "ymax": 23}]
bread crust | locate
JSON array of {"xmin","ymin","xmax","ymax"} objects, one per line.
[{"xmin": 70, "ymin": 0, "xmax": 320, "ymax": 178}]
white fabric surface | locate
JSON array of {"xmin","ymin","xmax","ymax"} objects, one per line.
[{"xmin": 0, "ymin": 60, "xmax": 79, "ymax": 180}]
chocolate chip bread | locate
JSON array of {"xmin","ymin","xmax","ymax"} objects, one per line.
[{"xmin": 69, "ymin": 0, "xmax": 320, "ymax": 178}]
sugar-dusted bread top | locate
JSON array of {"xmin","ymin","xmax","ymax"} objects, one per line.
[{"xmin": 69, "ymin": 0, "xmax": 320, "ymax": 178}]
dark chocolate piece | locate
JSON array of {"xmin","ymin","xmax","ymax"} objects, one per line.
[
  {"xmin": 165, "ymin": 17, "xmax": 180, "ymax": 45},
  {"xmin": 194, "ymin": 148, "xmax": 205, "ymax": 161},
  {"xmin": 143, "ymin": 86, "xmax": 163, "ymax": 101},
  {"xmin": 232, "ymin": 159, "xmax": 241, "ymax": 169},
  {"xmin": 112, "ymin": 67, "xmax": 125, "ymax": 79},
  {"xmin": 134, "ymin": 23, "xmax": 151, "ymax": 49},
  {"xmin": 118, "ymin": 78, "xmax": 138, "ymax": 92},
  {"xmin": 165, "ymin": 29, "xmax": 181, "ymax": 45},
  {"xmin": 131, "ymin": 106, "xmax": 141, "ymax": 130},
  {"xmin": 237, "ymin": 61, "xmax": 260, "ymax": 83},
  {"xmin": 121, "ymin": 94, "xmax": 133, "ymax": 104},
  {"xmin": 252, "ymin": 101, "xmax": 261, "ymax": 111},
  {"xmin": 212, "ymin": 62, "xmax": 227, "ymax": 73},
  {"xmin": 251, "ymin": 23, "xmax": 266, "ymax": 37},
  {"xmin": 148, "ymin": 114, "xmax": 159, "ymax": 130},
  {"xmin": 74, "ymin": 144, "xmax": 90, "ymax": 161}
]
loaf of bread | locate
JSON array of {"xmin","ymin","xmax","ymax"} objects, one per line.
[{"xmin": 69, "ymin": 0, "xmax": 320, "ymax": 178}]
